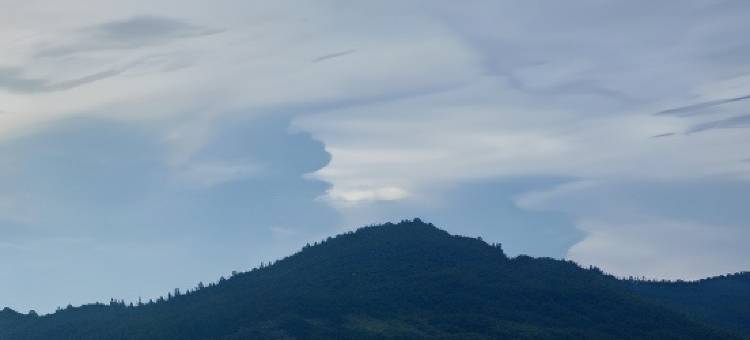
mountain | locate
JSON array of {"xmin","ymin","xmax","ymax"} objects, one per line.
[{"xmin": 1, "ymin": 219, "xmax": 748, "ymax": 339}]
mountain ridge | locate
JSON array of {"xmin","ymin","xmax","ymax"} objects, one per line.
[{"xmin": 1, "ymin": 219, "xmax": 748, "ymax": 339}]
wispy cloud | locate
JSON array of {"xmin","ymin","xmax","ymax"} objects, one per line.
[
  {"xmin": 656, "ymin": 94, "xmax": 750, "ymax": 117},
  {"xmin": 0, "ymin": 66, "xmax": 127, "ymax": 93},
  {"xmin": 687, "ymin": 113, "xmax": 750, "ymax": 133},
  {"xmin": 312, "ymin": 49, "xmax": 356, "ymax": 63},
  {"xmin": 37, "ymin": 15, "xmax": 221, "ymax": 57}
]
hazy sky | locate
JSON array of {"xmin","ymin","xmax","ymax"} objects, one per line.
[{"xmin": 2, "ymin": 0, "xmax": 750, "ymax": 313}]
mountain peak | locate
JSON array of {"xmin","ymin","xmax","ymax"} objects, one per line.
[{"xmin": 289, "ymin": 218, "xmax": 506, "ymax": 267}]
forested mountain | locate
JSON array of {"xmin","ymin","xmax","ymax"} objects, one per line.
[{"xmin": 1, "ymin": 219, "xmax": 748, "ymax": 339}]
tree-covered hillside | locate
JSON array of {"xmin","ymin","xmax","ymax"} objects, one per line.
[
  {"xmin": 1, "ymin": 219, "xmax": 747, "ymax": 339},
  {"xmin": 624, "ymin": 272, "xmax": 750, "ymax": 334}
]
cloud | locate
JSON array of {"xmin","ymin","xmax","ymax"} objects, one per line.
[
  {"xmin": 325, "ymin": 186, "xmax": 409, "ymax": 205},
  {"xmin": 516, "ymin": 179, "xmax": 750, "ymax": 279},
  {"xmin": 0, "ymin": 66, "xmax": 126, "ymax": 93},
  {"xmin": 93, "ymin": 15, "xmax": 214, "ymax": 41},
  {"xmin": 656, "ymin": 94, "xmax": 750, "ymax": 117},
  {"xmin": 651, "ymin": 132, "xmax": 676, "ymax": 138},
  {"xmin": 296, "ymin": 76, "xmax": 749, "ymax": 209},
  {"xmin": 569, "ymin": 218, "xmax": 750, "ymax": 280},
  {"xmin": 0, "ymin": 1, "xmax": 482, "ymax": 141},
  {"xmin": 37, "ymin": 15, "xmax": 220, "ymax": 57},
  {"xmin": 312, "ymin": 49, "xmax": 356, "ymax": 63},
  {"xmin": 687, "ymin": 113, "xmax": 750, "ymax": 134}
]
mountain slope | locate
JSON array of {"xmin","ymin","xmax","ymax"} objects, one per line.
[
  {"xmin": 624, "ymin": 272, "xmax": 750, "ymax": 334},
  {"xmin": 0, "ymin": 219, "xmax": 745, "ymax": 339}
]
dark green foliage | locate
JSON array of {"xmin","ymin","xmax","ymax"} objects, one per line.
[{"xmin": 0, "ymin": 219, "xmax": 747, "ymax": 339}]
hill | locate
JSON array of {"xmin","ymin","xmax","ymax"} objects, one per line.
[
  {"xmin": 0, "ymin": 219, "xmax": 747, "ymax": 339},
  {"xmin": 624, "ymin": 272, "xmax": 750, "ymax": 334}
]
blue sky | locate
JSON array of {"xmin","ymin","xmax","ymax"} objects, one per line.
[{"xmin": 1, "ymin": 0, "xmax": 750, "ymax": 313}]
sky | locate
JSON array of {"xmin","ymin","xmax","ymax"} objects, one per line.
[{"xmin": 1, "ymin": 0, "xmax": 749, "ymax": 314}]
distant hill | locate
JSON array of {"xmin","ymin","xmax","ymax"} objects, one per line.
[
  {"xmin": 1, "ymin": 219, "xmax": 748, "ymax": 339},
  {"xmin": 624, "ymin": 272, "xmax": 750, "ymax": 334}
]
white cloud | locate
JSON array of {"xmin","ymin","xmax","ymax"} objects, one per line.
[
  {"xmin": 1, "ymin": 0, "xmax": 750, "ymax": 281},
  {"xmin": 297, "ymin": 78, "xmax": 750, "ymax": 207},
  {"xmin": 325, "ymin": 186, "xmax": 409, "ymax": 206},
  {"xmin": 516, "ymin": 179, "xmax": 750, "ymax": 279},
  {"xmin": 7, "ymin": 1, "xmax": 747, "ymax": 195},
  {"xmin": 568, "ymin": 218, "xmax": 750, "ymax": 280}
]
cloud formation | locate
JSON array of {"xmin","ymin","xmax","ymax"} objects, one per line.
[{"xmin": 1, "ymin": 0, "xmax": 749, "ymax": 312}]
